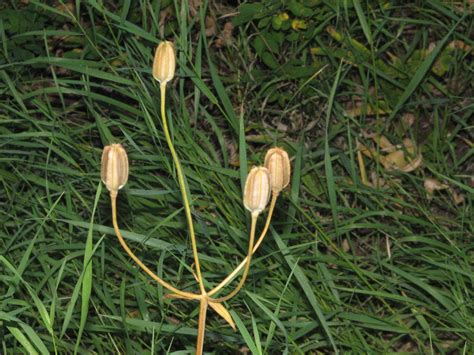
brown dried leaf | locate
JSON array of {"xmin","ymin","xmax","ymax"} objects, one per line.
[
  {"xmin": 239, "ymin": 346, "xmax": 251, "ymax": 354},
  {"xmin": 450, "ymin": 189, "xmax": 465, "ymax": 205},
  {"xmin": 362, "ymin": 132, "xmax": 396, "ymax": 152},
  {"xmin": 205, "ymin": 16, "xmax": 217, "ymax": 37},
  {"xmin": 215, "ymin": 22, "xmax": 234, "ymax": 47},
  {"xmin": 358, "ymin": 135, "xmax": 422, "ymax": 172},
  {"xmin": 399, "ymin": 154, "xmax": 422, "ymax": 172},
  {"xmin": 226, "ymin": 139, "xmax": 239, "ymax": 167},
  {"xmin": 383, "ymin": 150, "xmax": 407, "ymax": 170},
  {"xmin": 276, "ymin": 122, "xmax": 288, "ymax": 132},
  {"xmin": 424, "ymin": 178, "xmax": 448, "ymax": 199},
  {"xmin": 403, "ymin": 138, "xmax": 417, "ymax": 155},
  {"xmin": 166, "ymin": 316, "xmax": 181, "ymax": 325},
  {"xmin": 128, "ymin": 310, "xmax": 140, "ymax": 318},
  {"xmin": 189, "ymin": 0, "xmax": 201, "ymax": 17},
  {"xmin": 376, "ymin": 134, "xmax": 397, "ymax": 152},
  {"xmin": 345, "ymin": 104, "xmax": 388, "ymax": 118},
  {"xmin": 342, "ymin": 239, "xmax": 350, "ymax": 252},
  {"xmin": 448, "ymin": 40, "xmax": 473, "ymax": 53},
  {"xmin": 370, "ymin": 171, "xmax": 387, "ymax": 188},
  {"xmin": 401, "ymin": 113, "xmax": 415, "ymax": 130},
  {"xmin": 55, "ymin": 1, "xmax": 75, "ymax": 13}
]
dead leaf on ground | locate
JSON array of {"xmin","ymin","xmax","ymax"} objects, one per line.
[
  {"xmin": 127, "ymin": 310, "xmax": 140, "ymax": 318},
  {"xmin": 401, "ymin": 113, "xmax": 415, "ymax": 130},
  {"xmin": 370, "ymin": 171, "xmax": 391, "ymax": 189},
  {"xmin": 215, "ymin": 22, "xmax": 234, "ymax": 48},
  {"xmin": 166, "ymin": 316, "xmax": 181, "ymax": 325},
  {"xmin": 226, "ymin": 137, "xmax": 239, "ymax": 167},
  {"xmin": 450, "ymin": 189, "xmax": 465, "ymax": 205},
  {"xmin": 342, "ymin": 239, "xmax": 350, "ymax": 252},
  {"xmin": 205, "ymin": 16, "xmax": 217, "ymax": 36},
  {"xmin": 189, "ymin": 0, "xmax": 201, "ymax": 17},
  {"xmin": 345, "ymin": 103, "xmax": 389, "ymax": 118},
  {"xmin": 448, "ymin": 39, "xmax": 473, "ymax": 53},
  {"xmin": 358, "ymin": 135, "xmax": 423, "ymax": 173},
  {"xmin": 424, "ymin": 178, "xmax": 448, "ymax": 199},
  {"xmin": 239, "ymin": 346, "xmax": 250, "ymax": 354},
  {"xmin": 424, "ymin": 178, "xmax": 465, "ymax": 205},
  {"xmin": 276, "ymin": 122, "xmax": 288, "ymax": 132}
]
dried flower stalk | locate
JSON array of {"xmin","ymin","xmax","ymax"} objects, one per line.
[{"xmin": 102, "ymin": 39, "xmax": 291, "ymax": 354}]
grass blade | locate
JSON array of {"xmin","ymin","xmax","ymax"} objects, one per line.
[{"xmin": 74, "ymin": 183, "xmax": 102, "ymax": 353}]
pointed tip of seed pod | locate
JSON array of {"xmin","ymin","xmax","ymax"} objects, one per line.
[
  {"xmin": 264, "ymin": 147, "xmax": 291, "ymax": 193},
  {"xmin": 101, "ymin": 144, "xmax": 129, "ymax": 193},
  {"xmin": 243, "ymin": 166, "xmax": 271, "ymax": 215},
  {"xmin": 153, "ymin": 40, "xmax": 176, "ymax": 84}
]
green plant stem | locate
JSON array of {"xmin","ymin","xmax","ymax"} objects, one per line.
[
  {"xmin": 210, "ymin": 212, "xmax": 258, "ymax": 303},
  {"xmin": 208, "ymin": 192, "xmax": 278, "ymax": 297},
  {"xmin": 160, "ymin": 83, "xmax": 206, "ymax": 295},
  {"xmin": 111, "ymin": 192, "xmax": 200, "ymax": 300}
]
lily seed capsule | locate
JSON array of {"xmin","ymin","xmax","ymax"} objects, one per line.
[
  {"xmin": 153, "ymin": 41, "xmax": 176, "ymax": 85},
  {"xmin": 243, "ymin": 167, "xmax": 271, "ymax": 216},
  {"xmin": 264, "ymin": 147, "xmax": 291, "ymax": 193},
  {"xmin": 101, "ymin": 144, "xmax": 129, "ymax": 194}
]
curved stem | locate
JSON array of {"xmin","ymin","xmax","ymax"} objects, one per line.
[
  {"xmin": 160, "ymin": 83, "xmax": 206, "ymax": 294},
  {"xmin": 195, "ymin": 296, "xmax": 208, "ymax": 355},
  {"xmin": 111, "ymin": 192, "xmax": 200, "ymax": 300},
  {"xmin": 208, "ymin": 193, "xmax": 278, "ymax": 297},
  {"xmin": 211, "ymin": 212, "xmax": 258, "ymax": 303}
]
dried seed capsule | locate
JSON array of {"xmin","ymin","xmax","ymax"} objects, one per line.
[
  {"xmin": 243, "ymin": 167, "xmax": 271, "ymax": 216},
  {"xmin": 152, "ymin": 41, "xmax": 176, "ymax": 84},
  {"xmin": 264, "ymin": 147, "xmax": 291, "ymax": 193},
  {"xmin": 101, "ymin": 144, "xmax": 129, "ymax": 193}
]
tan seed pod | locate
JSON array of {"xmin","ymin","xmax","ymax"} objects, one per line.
[
  {"xmin": 243, "ymin": 167, "xmax": 271, "ymax": 216},
  {"xmin": 264, "ymin": 147, "xmax": 291, "ymax": 193},
  {"xmin": 101, "ymin": 144, "xmax": 129, "ymax": 193},
  {"xmin": 152, "ymin": 41, "xmax": 176, "ymax": 84}
]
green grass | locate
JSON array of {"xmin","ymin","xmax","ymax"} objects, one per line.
[{"xmin": 1, "ymin": 1, "xmax": 473, "ymax": 353}]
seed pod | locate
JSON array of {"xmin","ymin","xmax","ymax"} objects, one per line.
[
  {"xmin": 101, "ymin": 144, "xmax": 129, "ymax": 193},
  {"xmin": 264, "ymin": 147, "xmax": 291, "ymax": 193},
  {"xmin": 243, "ymin": 167, "xmax": 271, "ymax": 216},
  {"xmin": 152, "ymin": 41, "xmax": 176, "ymax": 84}
]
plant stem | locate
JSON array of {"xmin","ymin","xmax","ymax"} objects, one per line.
[
  {"xmin": 210, "ymin": 212, "xmax": 258, "ymax": 303},
  {"xmin": 196, "ymin": 296, "xmax": 208, "ymax": 355},
  {"xmin": 208, "ymin": 193, "xmax": 278, "ymax": 297},
  {"xmin": 111, "ymin": 192, "xmax": 200, "ymax": 300},
  {"xmin": 160, "ymin": 83, "xmax": 206, "ymax": 294}
]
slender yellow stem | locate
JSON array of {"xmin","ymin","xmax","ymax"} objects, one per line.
[
  {"xmin": 160, "ymin": 83, "xmax": 206, "ymax": 294},
  {"xmin": 196, "ymin": 296, "xmax": 208, "ymax": 355},
  {"xmin": 111, "ymin": 192, "xmax": 200, "ymax": 300},
  {"xmin": 208, "ymin": 193, "xmax": 278, "ymax": 297},
  {"xmin": 211, "ymin": 212, "xmax": 258, "ymax": 303}
]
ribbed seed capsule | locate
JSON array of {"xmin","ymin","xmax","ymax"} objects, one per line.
[
  {"xmin": 243, "ymin": 167, "xmax": 271, "ymax": 216},
  {"xmin": 152, "ymin": 41, "xmax": 176, "ymax": 84},
  {"xmin": 264, "ymin": 147, "xmax": 291, "ymax": 193},
  {"xmin": 101, "ymin": 144, "xmax": 129, "ymax": 193}
]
